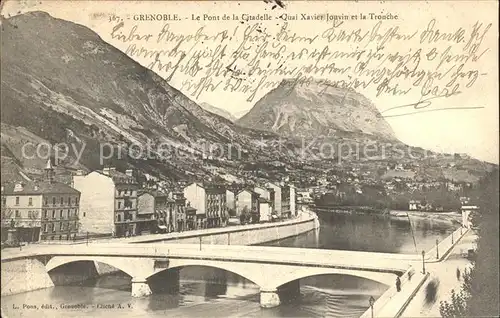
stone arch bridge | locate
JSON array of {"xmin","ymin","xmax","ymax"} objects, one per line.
[{"xmin": 6, "ymin": 243, "xmax": 415, "ymax": 308}]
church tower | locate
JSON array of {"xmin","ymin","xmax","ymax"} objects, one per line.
[{"xmin": 44, "ymin": 158, "xmax": 55, "ymax": 183}]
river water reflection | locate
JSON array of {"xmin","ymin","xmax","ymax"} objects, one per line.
[{"xmin": 3, "ymin": 210, "xmax": 458, "ymax": 318}]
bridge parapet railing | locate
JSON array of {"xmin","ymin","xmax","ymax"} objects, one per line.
[
  {"xmin": 359, "ymin": 266, "xmax": 416, "ymax": 318},
  {"xmin": 425, "ymin": 226, "xmax": 469, "ymax": 262},
  {"xmin": 34, "ymin": 244, "xmax": 408, "ymax": 272}
]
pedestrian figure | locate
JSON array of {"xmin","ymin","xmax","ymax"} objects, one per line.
[
  {"xmin": 456, "ymin": 267, "xmax": 461, "ymax": 281},
  {"xmin": 396, "ymin": 276, "xmax": 401, "ymax": 292}
]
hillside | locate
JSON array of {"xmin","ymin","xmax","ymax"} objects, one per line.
[{"xmin": 0, "ymin": 11, "xmax": 295, "ymax": 183}]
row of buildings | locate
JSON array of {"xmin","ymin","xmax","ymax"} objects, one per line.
[{"xmin": 1, "ymin": 162, "xmax": 297, "ymax": 242}]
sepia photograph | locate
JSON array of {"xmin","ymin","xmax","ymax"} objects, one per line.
[{"xmin": 0, "ymin": 1, "xmax": 498, "ymax": 317}]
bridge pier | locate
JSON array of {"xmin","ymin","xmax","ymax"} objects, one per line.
[
  {"xmin": 260, "ymin": 289, "xmax": 280, "ymax": 308},
  {"xmin": 131, "ymin": 278, "xmax": 152, "ymax": 298}
]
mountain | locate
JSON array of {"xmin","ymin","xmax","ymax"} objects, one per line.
[
  {"xmin": 237, "ymin": 79, "xmax": 397, "ymax": 141},
  {"xmin": 200, "ymin": 102, "xmax": 238, "ymax": 122},
  {"xmin": 0, "ymin": 11, "xmax": 294, "ymax": 183},
  {"xmin": 0, "ymin": 11, "xmax": 495, "ymax": 187}
]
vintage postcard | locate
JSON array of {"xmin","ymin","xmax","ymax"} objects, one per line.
[{"xmin": 1, "ymin": 1, "xmax": 498, "ymax": 317}]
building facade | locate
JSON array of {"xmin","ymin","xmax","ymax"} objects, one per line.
[
  {"xmin": 235, "ymin": 189, "xmax": 260, "ymax": 218},
  {"xmin": 258, "ymin": 198, "xmax": 272, "ymax": 222},
  {"xmin": 171, "ymin": 191, "xmax": 187, "ymax": 231},
  {"xmin": 409, "ymin": 200, "xmax": 421, "ymax": 211},
  {"xmin": 266, "ymin": 182, "xmax": 282, "ymax": 217},
  {"xmin": 183, "ymin": 182, "xmax": 227, "ymax": 229},
  {"xmin": 73, "ymin": 167, "xmax": 139, "ymax": 237},
  {"xmin": 137, "ymin": 190, "xmax": 169, "ymax": 234},
  {"xmin": 226, "ymin": 189, "xmax": 236, "ymax": 217},
  {"xmin": 290, "ymin": 185, "xmax": 296, "ymax": 216},
  {"xmin": 281, "ymin": 184, "xmax": 291, "ymax": 218},
  {"xmin": 1, "ymin": 160, "xmax": 80, "ymax": 242}
]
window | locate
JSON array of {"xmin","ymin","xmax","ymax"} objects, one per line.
[
  {"xmin": 60, "ymin": 197, "xmax": 64, "ymax": 205},
  {"xmin": 43, "ymin": 210, "xmax": 47, "ymax": 219},
  {"xmin": 58, "ymin": 235, "xmax": 62, "ymax": 240},
  {"xmin": 15, "ymin": 197, "xmax": 19, "ymax": 205},
  {"xmin": 68, "ymin": 197, "xmax": 71, "ymax": 205},
  {"xmin": 43, "ymin": 224, "xmax": 48, "ymax": 233},
  {"xmin": 44, "ymin": 198, "xmax": 48, "ymax": 205},
  {"xmin": 1, "ymin": 197, "xmax": 6, "ymax": 205},
  {"xmin": 52, "ymin": 197, "xmax": 56, "ymax": 205},
  {"xmin": 52, "ymin": 210, "xmax": 56, "ymax": 218},
  {"xmin": 118, "ymin": 202, "xmax": 122, "ymax": 209},
  {"xmin": 15, "ymin": 210, "xmax": 20, "ymax": 218},
  {"xmin": 124, "ymin": 199, "xmax": 132, "ymax": 209},
  {"xmin": 60, "ymin": 223, "xmax": 63, "ymax": 231},
  {"xmin": 28, "ymin": 197, "xmax": 33, "ymax": 206},
  {"xmin": 60, "ymin": 210, "xmax": 63, "ymax": 218},
  {"xmin": 28, "ymin": 211, "xmax": 32, "ymax": 218},
  {"xmin": 83, "ymin": 211, "xmax": 86, "ymax": 217},
  {"xmin": 117, "ymin": 214, "xmax": 121, "ymax": 222}
]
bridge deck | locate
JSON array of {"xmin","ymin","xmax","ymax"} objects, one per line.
[{"xmin": 2, "ymin": 243, "xmax": 414, "ymax": 273}]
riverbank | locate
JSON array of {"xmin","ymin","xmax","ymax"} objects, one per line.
[
  {"xmin": 313, "ymin": 205, "xmax": 390, "ymax": 214},
  {"xmin": 390, "ymin": 210, "xmax": 462, "ymax": 225},
  {"xmin": 94, "ymin": 208, "xmax": 319, "ymax": 245},
  {"xmin": 313, "ymin": 205, "xmax": 461, "ymax": 224}
]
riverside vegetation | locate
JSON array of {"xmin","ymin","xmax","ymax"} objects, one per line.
[{"xmin": 439, "ymin": 168, "xmax": 499, "ymax": 317}]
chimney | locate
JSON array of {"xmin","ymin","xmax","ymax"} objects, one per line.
[
  {"xmin": 103, "ymin": 167, "xmax": 111, "ymax": 175},
  {"xmin": 125, "ymin": 169, "xmax": 134, "ymax": 177},
  {"xmin": 76, "ymin": 169, "xmax": 85, "ymax": 176},
  {"xmin": 34, "ymin": 185, "xmax": 39, "ymax": 191}
]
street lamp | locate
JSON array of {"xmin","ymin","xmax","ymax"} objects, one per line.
[
  {"xmin": 421, "ymin": 250, "xmax": 426, "ymax": 274},
  {"xmin": 436, "ymin": 239, "xmax": 439, "ymax": 259},
  {"xmin": 369, "ymin": 296, "xmax": 375, "ymax": 318}
]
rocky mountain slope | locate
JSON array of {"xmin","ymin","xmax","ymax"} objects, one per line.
[
  {"xmin": 200, "ymin": 102, "xmax": 238, "ymax": 122},
  {"xmin": 237, "ymin": 79, "xmax": 397, "ymax": 141},
  {"xmin": 0, "ymin": 11, "xmax": 494, "ymax": 186},
  {"xmin": 0, "ymin": 11, "xmax": 294, "ymax": 183}
]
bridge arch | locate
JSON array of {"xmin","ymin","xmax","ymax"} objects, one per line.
[
  {"xmin": 269, "ymin": 267, "xmax": 399, "ymax": 290},
  {"xmin": 146, "ymin": 258, "xmax": 267, "ymax": 287},
  {"xmin": 45, "ymin": 256, "xmax": 150, "ymax": 278}
]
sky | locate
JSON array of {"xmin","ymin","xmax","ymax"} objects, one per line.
[{"xmin": 1, "ymin": 0, "xmax": 498, "ymax": 164}]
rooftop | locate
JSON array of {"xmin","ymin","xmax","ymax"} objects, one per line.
[
  {"xmin": 237, "ymin": 188, "xmax": 261, "ymax": 197},
  {"xmin": 137, "ymin": 189, "xmax": 169, "ymax": 198},
  {"xmin": 1, "ymin": 181, "xmax": 80, "ymax": 195},
  {"xmin": 95, "ymin": 169, "xmax": 137, "ymax": 184}
]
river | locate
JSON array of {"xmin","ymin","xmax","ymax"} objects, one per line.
[{"xmin": 2, "ymin": 210, "xmax": 459, "ymax": 318}]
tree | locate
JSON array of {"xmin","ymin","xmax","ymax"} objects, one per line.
[{"xmin": 439, "ymin": 169, "xmax": 499, "ymax": 317}]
